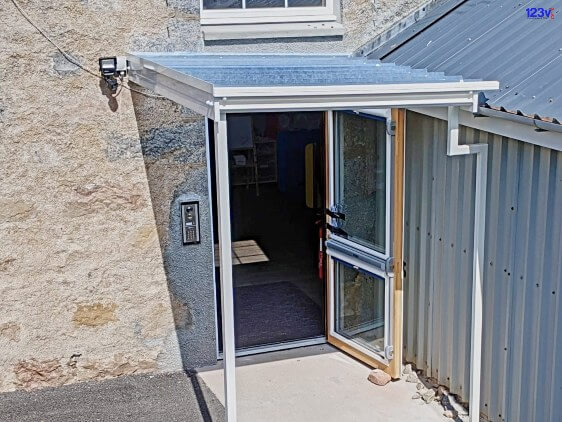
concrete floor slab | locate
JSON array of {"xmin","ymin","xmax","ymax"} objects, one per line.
[{"xmin": 197, "ymin": 344, "xmax": 448, "ymax": 422}]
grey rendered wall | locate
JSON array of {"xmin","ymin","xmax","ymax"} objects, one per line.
[{"xmin": 403, "ymin": 111, "xmax": 562, "ymax": 422}]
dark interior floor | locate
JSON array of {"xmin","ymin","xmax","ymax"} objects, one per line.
[
  {"xmin": 232, "ymin": 184, "xmax": 324, "ymax": 349},
  {"xmin": 217, "ymin": 184, "xmax": 325, "ymax": 351},
  {"xmin": 213, "ymin": 113, "xmax": 326, "ymax": 352}
]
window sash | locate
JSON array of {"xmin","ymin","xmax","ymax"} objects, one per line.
[{"xmin": 200, "ymin": 0, "xmax": 336, "ymax": 25}]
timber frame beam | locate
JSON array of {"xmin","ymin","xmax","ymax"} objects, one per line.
[{"xmin": 390, "ymin": 108, "xmax": 405, "ymax": 379}]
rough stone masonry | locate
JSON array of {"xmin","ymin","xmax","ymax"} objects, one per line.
[{"xmin": 0, "ymin": 0, "xmax": 430, "ymax": 392}]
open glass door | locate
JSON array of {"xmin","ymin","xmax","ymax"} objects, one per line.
[{"xmin": 326, "ymin": 110, "xmax": 395, "ymax": 367}]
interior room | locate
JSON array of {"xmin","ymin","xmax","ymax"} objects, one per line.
[{"xmin": 211, "ymin": 112, "xmax": 326, "ymax": 352}]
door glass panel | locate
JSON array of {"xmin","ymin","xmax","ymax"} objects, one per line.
[
  {"xmin": 334, "ymin": 260, "xmax": 385, "ymax": 354},
  {"xmin": 334, "ymin": 112, "xmax": 386, "ymax": 254}
]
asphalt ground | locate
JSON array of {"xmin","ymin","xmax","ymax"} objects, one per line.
[{"xmin": 0, "ymin": 372, "xmax": 225, "ymax": 422}]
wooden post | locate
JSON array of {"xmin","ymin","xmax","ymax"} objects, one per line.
[{"xmin": 390, "ymin": 108, "xmax": 405, "ymax": 379}]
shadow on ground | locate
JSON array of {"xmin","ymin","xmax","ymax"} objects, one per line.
[{"xmin": 0, "ymin": 372, "xmax": 224, "ymax": 422}]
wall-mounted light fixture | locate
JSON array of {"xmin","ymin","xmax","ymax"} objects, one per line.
[{"xmin": 98, "ymin": 56, "xmax": 128, "ymax": 93}]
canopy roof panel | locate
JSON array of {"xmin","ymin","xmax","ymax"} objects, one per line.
[
  {"xmin": 127, "ymin": 53, "xmax": 499, "ymax": 118},
  {"xmin": 132, "ymin": 53, "xmax": 463, "ymax": 87}
]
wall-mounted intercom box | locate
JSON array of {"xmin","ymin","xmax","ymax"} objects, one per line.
[{"xmin": 181, "ymin": 201, "xmax": 200, "ymax": 245}]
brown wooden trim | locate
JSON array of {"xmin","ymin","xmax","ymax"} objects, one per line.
[
  {"xmin": 389, "ymin": 108, "xmax": 406, "ymax": 379},
  {"xmin": 327, "ymin": 333, "xmax": 391, "ymax": 373}
]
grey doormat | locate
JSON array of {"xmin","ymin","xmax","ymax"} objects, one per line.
[{"xmin": 234, "ymin": 281, "xmax": 324, "ymax": 349}]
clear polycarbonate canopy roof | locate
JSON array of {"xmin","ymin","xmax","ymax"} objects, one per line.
[{"xmin": 127, "ymin": 52, "xmax": 499, "ymax": 118}]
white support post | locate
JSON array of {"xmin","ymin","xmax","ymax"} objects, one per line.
[
  {"xmin": 447, "ymin": 106, "xmax": 487, "ymax": 422},
  {"xmin": 470, "ymin": 137, "xmax": 487, "ymax": 422},
  {"xmin": 214, "ymin": 111, "xmax": 237, "ymax": 422}
]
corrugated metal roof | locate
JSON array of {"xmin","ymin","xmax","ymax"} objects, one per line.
[
  {"xmin": 133, "ymin": 53, "xmax": 464, "ymax": 86},
  {"xmin": 369, "ymin": 0, "xmax": 562, "ymax": 124}
]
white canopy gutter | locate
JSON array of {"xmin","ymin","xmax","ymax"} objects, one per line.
[{"xmin": 126, "ymin": 52, "xmax": 498, "ymax": 422}]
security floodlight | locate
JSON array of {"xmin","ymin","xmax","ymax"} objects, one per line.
[
  {"xmin": 98, "ymin": 56, "xmax": 128, "ymax": 94},
  {"xmin": 99, "ymin": 57, "xmax": 117, "ymax": 77}
]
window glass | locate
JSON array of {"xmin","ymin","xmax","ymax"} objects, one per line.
[
  {"xmin": 246, "ymin": 0, "xmax": 284, "ymax": 7},
  {"xmin": 203, "ymin": 0, "xmax": 242, "ymax": 9},
  {"xmin": 203, "ymin": 0, "xmax": 325, "ymax": 9},
  {"xmin": 288, "ymin": 0, "xmax": 325, "ymax": 6}
]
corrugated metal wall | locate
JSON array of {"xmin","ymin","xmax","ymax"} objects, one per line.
[{"xmin": 404, "ymin": 111, "xmax": 562, "ymax": 422}]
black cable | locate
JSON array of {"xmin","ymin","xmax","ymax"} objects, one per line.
[{"xmin": 9, "ymin": 0, "xmax": 164, "ymax": 99}]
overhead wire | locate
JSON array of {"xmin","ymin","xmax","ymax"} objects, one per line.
[{"xmin": 9, "ymin": 0, "xmax": 164, "ymax": 99}]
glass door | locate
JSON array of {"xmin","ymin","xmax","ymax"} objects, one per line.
[{"xmin": 326, "ymin": 110, "xmax": 394, "ymax": 366}]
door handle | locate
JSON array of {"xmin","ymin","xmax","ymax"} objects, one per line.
[
  {"xmin": 327, "ymin": 223, "xmax": 348, "ymax": 237},
  {"xmin": 326, "ymin": 209, "xmax": 346, "ymax": 220}
]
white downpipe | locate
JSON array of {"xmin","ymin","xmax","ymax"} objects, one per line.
[
  {"xmin": 214, "ymin": 110, "xmax": 237, "ymax": 422},
  {"xmin": 447, "ymin": 106, "xmax": 487, "ymax": 422}
]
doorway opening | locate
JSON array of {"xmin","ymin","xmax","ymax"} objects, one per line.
[{"xmin": 210, "ymin": 112, "xmax": 327, "ymax": 353}]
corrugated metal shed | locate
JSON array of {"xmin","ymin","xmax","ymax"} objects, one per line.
[
  {"xmin": 369, "ymin": 0, "xmax": 562, "ymax": 124},
  {"xmin": 132, "ymin": 53, "xmax": 464, "ymax": 86},
  {"xmin": 404, "ymin": 110, "xmax": 562, "ymax": 422}
]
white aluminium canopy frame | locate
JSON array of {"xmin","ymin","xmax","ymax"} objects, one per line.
[
  {"xmin": 127, "ymin": 52, "xmax": 499, "ymax": 422},
  {"xmin": 127, "ymin": 53, "xmax": 498, "ymax": 118}
]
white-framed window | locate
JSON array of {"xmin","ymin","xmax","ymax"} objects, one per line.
[{"xmin": 201, "ymin": 0, "xmax": 336, "ymax": 24}]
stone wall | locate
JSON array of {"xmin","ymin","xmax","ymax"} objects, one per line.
[{"xmin": 0, "ymin": 0, "xmax": 430, "ymax": 392}]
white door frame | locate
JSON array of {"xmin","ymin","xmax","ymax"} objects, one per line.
[
  {"xmin": 213, "ymin": 112, "xmax": 237, "ymax": 422},
  {"xmin": 325, "ymin": 109, "xmax": 395, "ymax": 367}
]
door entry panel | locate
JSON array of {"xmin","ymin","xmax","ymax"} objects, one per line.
[{"xmin": 326, "ymin": 110, "xmax": 395, "ymax": 366}]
